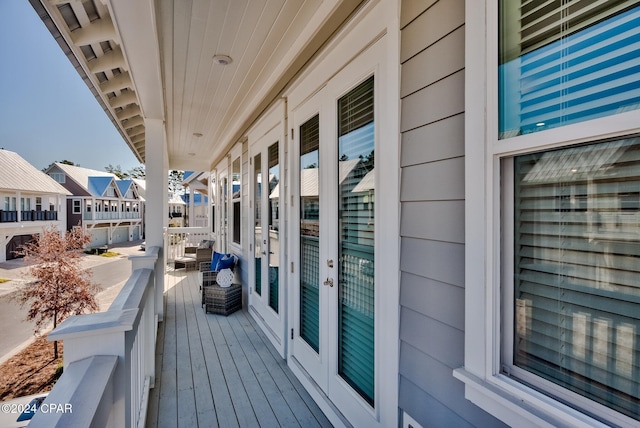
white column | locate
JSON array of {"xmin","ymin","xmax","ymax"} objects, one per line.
[
  {"xmin": 17, "ymin": 191, "xmax": 21, "ymax": 222},
  {"xmin": 145, "ymin": 118, "xmax": 168, "ymax": 321},
  {"xmin": 189, "ymin": 186, "xmax": 195, "ymax": 226}
]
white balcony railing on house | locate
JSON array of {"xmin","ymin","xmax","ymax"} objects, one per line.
[
  {"xmin": 29, "ymin": 246, "xmax": 161, "ymax": 428},
  {"xmin": 83, "ymin": 211, "xmax": 142, "ymax": 221}
]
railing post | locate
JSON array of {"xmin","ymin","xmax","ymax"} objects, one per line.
[
  {"xmin": 42, "ymin": 309, "xmax": 137, "ymax": 428},
  {"xmin": 129, "ymin": 249, "xmax": 159, "ymax": 388}
]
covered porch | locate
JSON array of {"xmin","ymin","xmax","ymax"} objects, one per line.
[
  {"xmin": 26, "ymin": 0, "xmax": 400, "ymax": 426},
  {"xmin": 147, "ymin": 268, "xmax": 331, "ymax": 428}
]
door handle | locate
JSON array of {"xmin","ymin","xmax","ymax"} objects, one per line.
[{"xmin": 323, "ymin": 277, "xmax": 334, "ymax": 287}]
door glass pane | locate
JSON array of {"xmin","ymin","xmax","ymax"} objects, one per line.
[
  {"xmin": 254, "ymin": 153, "xmax": 262, "ymax": 296},
  {"xmin": 221, "ymin": 177, "xmax": 228, "ymax": 252},
  {"xmin": 268, "ymin": 143, "xmax": 280, "ymax": 313},
  {"xmin": 232, "ymin": 158, "xmax": 241, "ymax": 244},
  {"xmin": 300, "ymin": 114, "xmax": 320, "ymax": 352},
  {"xmin": 211, "ymin": 177, "xmax": 216, "ymax": 234},
  {"xmin": 338, "ymin": 76, "xmax": 375, "ymax": 405}
]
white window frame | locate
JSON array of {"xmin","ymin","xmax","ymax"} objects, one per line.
[
  {"xmin": 50, "ymin": 172, "xmax": 65, "ymax": 183},
  {"xmin": 72, "ymin": 199, "xmax": 82, "ymax": 215},
  {"xmin": 454, "ymin": 1, "xmax": 640, "ymax": 427},
  {"xmin": 229, "ymin": 143, "xmax": 243, "ymax": 251}
]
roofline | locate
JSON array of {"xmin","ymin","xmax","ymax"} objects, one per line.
[{"xmin": 28, "ymin": 0, "xmax": 144, "ymax": 164}]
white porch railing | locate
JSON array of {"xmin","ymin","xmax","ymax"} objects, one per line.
[
  {"xmin": 29, "ymin": 246, "xmax": 161, "ymax": 428},
  {"xmin": 164, "ymin": 226, "xmax": 213, "ymax": 261}
]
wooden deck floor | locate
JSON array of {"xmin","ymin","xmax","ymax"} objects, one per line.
[{"xmin": 146, "ymin": 269, "xmax": 332, "ymax": 428}]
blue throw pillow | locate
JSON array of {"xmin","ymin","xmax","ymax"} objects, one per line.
[
  {"xmin": 210, "ymin": 251, "xmax": 224, "ymax": 271},
  {"xmin": 216, "ymin": 254, "xmax": 236, "ymax": 271}
]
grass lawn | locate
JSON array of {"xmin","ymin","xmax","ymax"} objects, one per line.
[{"xmin": 100, "ymin": 252, "xmax": 120, "ymax": 257}]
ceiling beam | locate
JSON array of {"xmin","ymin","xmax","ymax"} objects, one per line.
[{"xmin": 70, "ymin": 17, "xmax": 117, "ymax": 46}]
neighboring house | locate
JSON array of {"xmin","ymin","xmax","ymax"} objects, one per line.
[
  {"xmin": 167, "ymin": 192, "xmax": 185, "ymax": 227},
  {"xmin": 0, "ymin": 149, "xmax": 70, "ymax": 262},
  {"xmin": 180, "ymin": 192, "xmax": 208, "ymax": 228},
  {"xmin": 32, "ymin": 1, "xmax": 640, "ymax": 427},
  {"xmin": 131, "ymin": 177, "xmax": 146, "ymax": 238},
  {"xmin": 44, "ymin": 163, "xmax": 144, "ymax": 247},
  {"xmin": 181, "ymin": 171, "xmax": 210, "ymax": 228}
]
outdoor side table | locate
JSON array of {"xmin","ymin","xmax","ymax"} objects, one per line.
[
  {"xmin": 204, "ymin": 283, "xmax": 241, "ymax": 315},
  {"xmin": 174, "ymin": 256, "xmax": 197, "ymax": 271}
]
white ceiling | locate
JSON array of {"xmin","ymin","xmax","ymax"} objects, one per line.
[{"xmin": 32, "ymin": 0, "xmax": 364, "ymax": 171}]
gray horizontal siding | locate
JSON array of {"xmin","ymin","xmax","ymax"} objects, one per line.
[
  {"xmin": 400, "ymin": 377, "xmax": 475, "ymax": 428},
  {"xmin": 401, "ymin": 201, "xmax": 465, "ymax": 243},
  {"xmin": 401, "ymin": 113, "xmax": 465, "ymax": 168},
  {"xmin": 401, "ymin": 26, "xmax": 465, "ymax": 97},
  {"xmin": 400, "ymin": 0, "xmax": 465, "ymax": 62},
  {"xmin": 398, "ymin": 0, "xmax": 506, "ymax": 427},
  {"xmin": 400, "ymin": 272, "xmax": 464, "ymax": 331},
  {"xmin": 400, "ymin": 0, "xmax": 438, "ymax": 28},
  {"xmin": 400, "ymin": 237, "xmax": 464, "ymax": 288},
  {"xmin": 401, "ymin": 157, "xmax": 465, "ymax": 202},
  {"xmin": 400, "ymin": 343, "xmax": 507, "ymax": 428},
  {"xmin": 400, "ymin": 307, "xmax": 463, "ymax": 368},
  {"xmin": 401, "ymin": 70, "xmax": 465, "ymax": 132}
]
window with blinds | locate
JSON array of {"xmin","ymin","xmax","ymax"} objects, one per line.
[
  {"xmin": 299, "ymin": 114, "xmax": 320, "ymax": 353},
  {"xmin": 506, "ymin": 136, "xmax": 640, "ymax": 422},
  {"xmin": 499, "ymin": 1, "xmax": 640, "ymax": 138},
  {"xmin": 232, "ymin": 156, "xmax": 241, "ymax": 244},
  {"xmin": 254, "ymin": 153, "xmax": 262, "ymax": 296},
  {"xmin": 268, "ymin": 143, "xmax": 280, "ymax": 313},
  {"xmin": 338, "ymin": 76, "xmax": 375, "ymax": 406}
]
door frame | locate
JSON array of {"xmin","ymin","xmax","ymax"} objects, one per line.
[
  {"xmin": 248, "ymin": 100, "xmax": 288, "ymax": 358},
  {"xmin": 284, "ymin": 3, "xmax": 400, "ymax": 424},
  {"xmin": 214, "ymin": 159, "xmax": 229, "ymax": 254},
  {"xmin": 289, "ymin": 89, "xmax": 328, "ymax": 389}
]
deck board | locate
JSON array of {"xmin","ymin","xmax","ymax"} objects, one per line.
[{"xmin": 147, "ymin": 269, "xmax": 332, "ymax": 427}]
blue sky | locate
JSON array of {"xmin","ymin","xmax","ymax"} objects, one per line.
[{"xmin": 0, "ymin": 0, "xmax": 141, "ymax": 173}]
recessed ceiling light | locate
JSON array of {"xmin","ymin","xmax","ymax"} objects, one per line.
[{"xmin": 213, "ymin": 55, "xmax": 232, "ymax": 65}]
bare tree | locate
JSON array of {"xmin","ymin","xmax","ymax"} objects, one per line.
[{"xmin": 14, "ymin": 225, "xmax": 99, "ymax": 359}]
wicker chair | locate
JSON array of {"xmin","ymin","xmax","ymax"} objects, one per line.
[{"xmin": 195, "ymin": 247, "xmax": 213, "ymax": 265}]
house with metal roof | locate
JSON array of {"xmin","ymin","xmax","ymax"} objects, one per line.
[
  {"xmin": 168, "ymin": 192, "xmax": 185, "ymax": 227},
  {"xmin": 0, "ymin": 149, "xmax": 70, "ymax": 262},
  {"xmin": 44, "ymin": 162, "xmax": 144, "ymax": 247}
]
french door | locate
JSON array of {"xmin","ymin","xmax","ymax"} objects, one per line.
[
  {"xmin": 291, "ymin": 72, "xmax": 378, "ymax": 424},
  {"xmin": 250, "ymin": 128, "xmax": 285, "ymax": 356}
]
